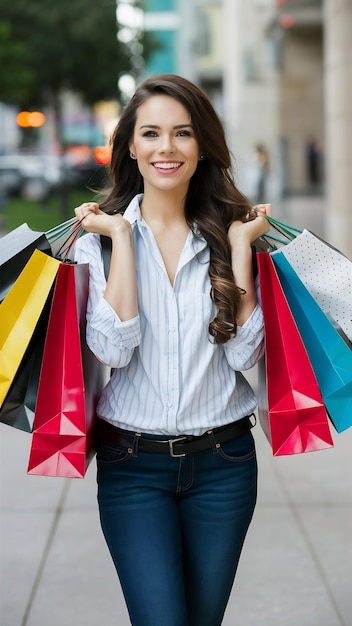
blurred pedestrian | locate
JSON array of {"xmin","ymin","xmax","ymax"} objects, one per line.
[
  {"xmin": 306, "ymin": 137, "xmax": 323, "ymax": 188},
  {"xmin": 253, "ymin": 143, "xmax": 269, "ymax": 204},
  {"xmin": 74, "ymin": 74, "xmax": 270, "ymax": 626}
]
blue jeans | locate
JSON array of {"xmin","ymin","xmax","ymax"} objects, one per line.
[{"xmin": 97, "ymin": 428, "xmax": 257, "ymax": 626}]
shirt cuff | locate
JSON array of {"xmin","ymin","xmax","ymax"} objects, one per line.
[
  {"xmin": 89, "ymin": 298, "xmax": 141, "ymax": 350},
  {"xmin": 233, "ymin": 304, "xmax": 264, "ymax": 342}
]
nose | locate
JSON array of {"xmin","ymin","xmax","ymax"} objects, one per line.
[{"xmin": 158, "ymin": 133, "xmax": 175, "ymax": 154}]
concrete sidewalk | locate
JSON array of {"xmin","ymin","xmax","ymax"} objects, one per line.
[
  {"xmin": 1, "ymin": 195, "xmax": 351, "ymax": 625},
  {"xmin": 1, "ymin": 394, "xmax": 351, "ymax": 626}
]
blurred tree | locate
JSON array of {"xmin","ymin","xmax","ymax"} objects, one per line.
[
  {"xmin": 0, "ymin": 0, "xmax": 149, "ymax": 214},
  {"xmin": 0, "ymin": 22, "xmax": 33, "ymax": 102},
  {"xmin": 0, "ymin": 0, "xmax": 135, "ymax": 107}
]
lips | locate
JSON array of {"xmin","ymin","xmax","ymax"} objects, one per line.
[{"xmin": 152, "ymin": 161, "xmax": 182, "ymax": 171}]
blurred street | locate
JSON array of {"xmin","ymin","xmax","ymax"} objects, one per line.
[{"xmin": 1, "ymin": 195, "xmax": 351, "ymax": 626}]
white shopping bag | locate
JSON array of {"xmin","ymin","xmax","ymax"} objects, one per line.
[{"xmin": 273, "ymin": 229, "xmax": 352, "ymax": 343}]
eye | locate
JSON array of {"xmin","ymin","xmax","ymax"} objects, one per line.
[
  {"xmin": 142, "ymin": 130, "xmax": 158, "ymax": 137},
  {"xmin": 176, "ymin": 129, "xmax": 191, "ymax": 137}
]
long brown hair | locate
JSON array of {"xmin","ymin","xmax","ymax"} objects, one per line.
[{"xmin": 100, "ymin": 74, "xmax": 253, "ymax": 343}]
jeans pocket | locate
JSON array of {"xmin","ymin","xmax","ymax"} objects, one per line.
[
  {"xmin": 97, "ymin": 441, "xmax": 132, "ymax": 465},
  {"xmin": 217, "ymin": 431, "xmax": 256, "ymax": 463}
]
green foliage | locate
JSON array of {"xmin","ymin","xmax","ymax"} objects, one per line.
[
  {"xmin": 0, "ymin": 21, "xmax": 34, "ymax": 102},
  {"xmin": 0, "ymin": 0, "xmax": 134, "ymax": 108},
  {"xmin": 1, "ymin": 189, "xmax": 94, "ymax": 233}
]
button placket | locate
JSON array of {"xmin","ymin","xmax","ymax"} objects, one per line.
[{"xmin": 166, "ymin": 293, "xmax": 180, "ymax": 430}]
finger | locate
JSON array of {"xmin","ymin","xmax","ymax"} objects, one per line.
[
  {"xmin": 75, "ymin": 203, "xmax": 100, "ymax": 223},
  {"xmin": 255, "ymin": 203, "xmax": 271, "ymax": 215},
  {"xmin": 83, "ymin": 202, "xmax": 99, "ymax": 216},
  {"xmin": 74, "ymin": 202, "xmax": 99, "ymax": 214}
]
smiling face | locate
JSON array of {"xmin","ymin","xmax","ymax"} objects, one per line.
[{"xmin": 129, "ymin": 95, "xmax": 201, "ymax": 197}]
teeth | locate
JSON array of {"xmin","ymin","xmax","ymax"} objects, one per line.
[{"xmin": 153, "ymin": 162, "xmax": 181, "ymax": 169}]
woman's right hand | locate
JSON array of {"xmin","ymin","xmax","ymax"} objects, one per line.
[
  {"xmin": 75, "ymin": 203, "xmax": 137, "ymax": 320},
  {"xmin": 74, "ymin": 202, "xmax": 132, "ymax": 238}
]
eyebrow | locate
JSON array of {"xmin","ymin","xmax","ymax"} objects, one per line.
[{"xmin": 139, "ymin": 124, "xmax": 193, "ymax": 130}]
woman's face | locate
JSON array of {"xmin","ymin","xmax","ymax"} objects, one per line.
[{"xmin": 129, "ymin": 95, "xmax": 200, "ymax": 196}]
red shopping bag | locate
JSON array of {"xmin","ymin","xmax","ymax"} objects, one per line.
[
  {"xmin": 257, "ymin": 252, "xmax": 334, "ymax": 455},
  {"xmin": 27, "ymin": 262, "xmax": 106, "ymax": 477}
]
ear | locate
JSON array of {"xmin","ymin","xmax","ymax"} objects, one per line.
[{"xmin": 129, "ymin": 142, "xmax": 135, "ymax": 154}]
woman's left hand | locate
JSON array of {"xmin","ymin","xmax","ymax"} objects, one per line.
[{"xmin": 228, "ymin": 203, "xmax": 271, "ymax": 247}]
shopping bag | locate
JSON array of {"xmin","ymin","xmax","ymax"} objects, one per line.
[
  {"xmin": 257, "ymin": 252, "xmax": 333, "ymax": 455},
  {"xmin": 272, "ymin": 252, "xmax": 352, "ymax": 433},
  {"xmin": 0, "ymin": 223, "xmax": 51, "ymax": 302},
  {"xmin": 0, "ymin": 306, "xmax": 49, "ymax": 432},
  {"xmin": 271, "ymin": 229, "xmax": 352, "ymax": 343},
  {"xmin": 27, "ymin": 261, "xmax": 106, "ymax": 478},
  {"xmin": 0, "ymin": 219, "xmax": 86, "ymax": 431},
  {"xmin": 0, "ymin": 249, "xmax": 61, "ymax": 407},
  {"xmin": 45, "ymin": 216, "xmax": 85, "ymax": 260}
]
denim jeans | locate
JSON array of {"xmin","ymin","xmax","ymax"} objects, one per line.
[{"xmin": 96, "ymin": 428, "xmax": 257, "ymax": 626}]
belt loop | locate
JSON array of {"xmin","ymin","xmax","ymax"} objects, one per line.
[
  {"xmin": 207, "ymin": 429, "xmax": 221, "ymax": 454},
  {"xmin": 248, "ymin": 413, "xmax": 257, "ymax": 428},
  {"xmin": 131, "ymin": 432, "xmax": 141, "ymax": 457}
]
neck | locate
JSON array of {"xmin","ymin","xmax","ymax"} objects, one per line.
[{"xmin": 140, "ymin": 186, "xmax": 188, "ymax": 225}]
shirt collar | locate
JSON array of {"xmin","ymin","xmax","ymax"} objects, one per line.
[
  {"xmin": 123, "ymin": 194, "xmax": 144, "ymax": 225},
  {"xmin": 123, "ymin": 194, "xmax": 208, "ymax": 255}
]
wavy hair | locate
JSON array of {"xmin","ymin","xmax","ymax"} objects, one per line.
[{"xmin": 100, "ymin": 74, "xmax": 253, "ymax": 344}]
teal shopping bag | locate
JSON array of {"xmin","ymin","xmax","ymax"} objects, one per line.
[{"xmin": 271, "ymin": 252, "xmax": 352, "ymax": 433}]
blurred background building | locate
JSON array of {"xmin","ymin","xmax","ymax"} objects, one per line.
[
  {"xmin": 143, "ymin": 0, "xmax": 352, "ymax": 258},
  {"xmin": 143, "ymin": 0, "xmax": 325, "ymax": 200},
  {"xmin": 0, "ymin": 0, "xmax": 351, "ymax": 256}
]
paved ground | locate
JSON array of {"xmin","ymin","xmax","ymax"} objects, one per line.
[{"xmin": 1, "ymin": 194, "xmax": 351, "ymax": 625}]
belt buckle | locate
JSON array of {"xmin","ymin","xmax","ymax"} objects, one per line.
[{"xmin": 168, "ymin": 436, "xmax": 187, "ymax": 458}]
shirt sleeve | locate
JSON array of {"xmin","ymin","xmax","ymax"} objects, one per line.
[
  {"xmin": 74, "ymin": 233, "xmax": 141, "ymax": 368},
  {"xmin": 223, "ymin": 279, "xmax": 265, "ymax": 371}
]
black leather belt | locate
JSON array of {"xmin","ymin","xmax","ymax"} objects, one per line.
[{"xmin": 97, "ymin": 415, "xmax": 255, "ymax": 458}]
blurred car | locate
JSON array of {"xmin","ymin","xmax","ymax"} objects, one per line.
[
  {"xmin": 70, "ymin": 156, "xmax": 109, "ymax": 189},
  {"xmin": 0, "ymin": 153, "xmax": 68, "ymax": 200},
  {"xmin": 64, "ymin": 146, "xmax": 109, "ymax": 189}
]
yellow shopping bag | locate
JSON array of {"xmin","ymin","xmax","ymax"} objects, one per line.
[{"xmin": 0, "ymin": 249, "xmax": 61, "ymax": 406}]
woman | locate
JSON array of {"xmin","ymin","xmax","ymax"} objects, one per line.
[{"xmin": 74, "ymin": 74, "xmax": 270, "ymax": 626}]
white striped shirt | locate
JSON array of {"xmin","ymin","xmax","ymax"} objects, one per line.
[{"xmin": 74, "ymin": 194, "xmax": 264, "ymax": 436}]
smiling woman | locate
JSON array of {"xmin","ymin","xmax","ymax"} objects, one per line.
[
  {"xmin": 128, "ymin": 95, "xmax": 200, "ymax": 196},
  {"xmin": 73, "ymin": 74, "xmax": 270, "ymax": 626}
]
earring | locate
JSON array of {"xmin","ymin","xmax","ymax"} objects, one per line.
[
  {"xmin": 199, "ymin": 154, "xmax": 206, "ymax": 161},
  {"xmin": 130, "ymin": 152, "xmax": 136, "ymax": 160}
]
